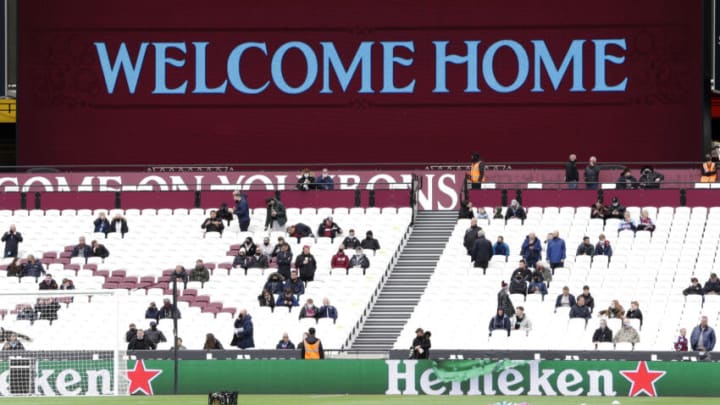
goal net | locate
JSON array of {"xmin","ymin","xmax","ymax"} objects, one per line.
[{"xmin": 0, "ymin": 289, "xmax": 127, "ymax": 397}]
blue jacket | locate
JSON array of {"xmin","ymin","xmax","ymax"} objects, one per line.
[
  {"xmin": 493, "ymin": 242, "xmax": 510, "ymax": 257},
  {"xmin": 230, "ymin": 315, "xmax": 254, "ymax": 349},
  {"xmin": 520, "ymin": 237, "xmax": 542, "ymax": 264},
  {"xmin": 94, "ymin": 218, "xmax": 110, "ymax": 233},
  {"xmin": 284, "ymin": 279, "xmax": 305, "ymax": 295},
  {"xmin": 690, "ymin": 325, "xmax": 716, "ymax": 351},
  {"xmin": 546, "ymin": 238, "xmax": 566, "ymax": 264},
  {"xmin": 235, "ymin": 197, "xmax": 250, "ymax": 222},
  {"xmin": 555, "ymin": 294, "xmax": 577, "ymax": 308},
  {"xmin": 489, "ymin": 315, "xmax": 511, "ymax": 335},
  {"xmin": 595, "ymin": 241, "xmax": 613, "ymax": 257},
  {"xmin": 569, "ymin": 304, "xmax": 591, "ymax": 320},
  {"xmin": 318, "ymin": 305, "xmax": 338, "ymax": 320},
  {"xmin": 316, "ymin": 175, "xmax": 335, "ymax": 190},
  {"xmin": 276, "ymin": 295, "xmax": 299, "ymax": 307},
  {"xmin": 71, "ymin": 245, "xmax": 92, "ymax": 258},
  {"xmin": 23, "ymin": 262, "xmax": 46, "ymax": 278}
]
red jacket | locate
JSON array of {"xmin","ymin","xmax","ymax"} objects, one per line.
[{"xmin": 331, "ymin": 253, "xmax": 350, "ymax": 269}]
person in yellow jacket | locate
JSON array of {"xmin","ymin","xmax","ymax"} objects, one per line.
[
  {"xmin": 467, "ymin": 153, "xmax": 486, "ymax": 190},
  {"xmin": 701, "ymin": 154, "xmax": 717, "ymax": 183},
  {"xmin": 299, "ymin": 327, "xmax": 324, "ymax": 360}
]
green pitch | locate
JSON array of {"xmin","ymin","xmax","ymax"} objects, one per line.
[{"xmin": 3, "ymin": 396, "xmax": 719, "ymax": 405}]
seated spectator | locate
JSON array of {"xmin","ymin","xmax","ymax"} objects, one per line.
[
  {"xmin": 505, "ymin": 199, "xmax": 526, "ymax": 222},
  {"xmin": 613, "ymin": 319, "xmax": 640, "ymax": 345},
  {"xmin": 276, "ymin": 288, "xmax": 299, "ymax": 308},
  {"xmin": 59, "ymin": 278, "xmax": 75, "ymax": 290},
  {"xmin": 271, "ymin": 237, "xmax": 290, "ymax": 257},
  {"xmin": 470, "ymin": 231, "xmax": 493, "ymax": 274},
  {"xmin": 316, "ymin": 168, "xmax": 334, "ymax": 190},
  {"xmin": 172, "ymin": 265, "xmax": 188, "ymax": 290},
  {"xmin": 276, "ymin": 332, "xmax": 296, "ymax": 349},
  {"xmin": 606, "ymin": 197, "xmax": 625, "ymax": 220},
  {"xmin": 93, "ymin": 212, "xmax": 110, "ymax": 234},
  {"xmin": 109, "ymin": 214, "xmax": 129, "ymax": 237},
  {"xmin": 317, "ymin": 216, "xmax": 342, "ymax": 241},
  {"xmin": 201, "ymin": 210, "xmax": 225, "ymax": 235},
  {"xmin": 360, "ymin": 230, "xmax": 381, "ymax": 253},
  {"xmin": 203, "ymin": 333, "xmax": 224, "ymax": 350},
  {"xmin": 700, "ymin": 154, "xmax": 717, "ymax": 183},
  {"xmin": 38, "ymin": 274, "xmax": 58, "ymax": 290},
  {"xmin": 534, "ymin": 262, "xmax": 552, "ymax": 286},
  {"xmin": 528, "ymin": 269, "xmax": 548, "ymax": 296},
  {"xmin": 35, "ymin": 298, "xmax": 60, "ymax": 321},
  {"xmin": 576, "ymin": 236, "xmax": 595, "ymax": 256},
  {"xmin": 569, "ymin": 296, "xmax": 592, "ymax": 320},
  {"xmin": 287, "ymin": 223, "xmax": 313, "ymax": 243},
  {"xmin": 284, "ymin": 270, "xmax": 305, "ymax": 297},
  {"xmin": 493, "ymin": 207, "xmax": 504, "ymax": 219},
  {"xmin": 615, "ymin": 168, "xmax": 638, "ymax": 190},
  {"xmin": 555, "ymin": 286, "xmax": 576, "ymax": 309},
  {"xmin": 703, "ymin": 273, "xmax": 720, "ymax": 295},
  {"xmin": 592, "ymin": 319, "xmax": 613, "ymax": 347},
  {"xmin": 264, "ymin": 272, "xmax": 286, "ymax": 295},
  {"xmin": 488, "ymin": 308, "xmax": 511, "ymax": 336},
  {"xmin": 2, "ymin": 333, "xmax": 25, "ymax": 351},
  {"xmin": 189, "ymin": 259, "xmax": 210, "ymax": 284},
  {"xmin": 594, "ymin": 234, "xmax": 613, "ymax": 257},
  {"xmin": 636, "ymin": 209, "xmax": 655, "ymax": 232},
  {"xmin": 260, "ymin": 237, "xmax": 274, "ymax": 257},
  {"xmin": 247, "ymin": 247, "xmax": 269, "ymax": 275},
  {"xmin": 318, "ymin": 298, "xmax": 338, "ymax": 323},
  {"xmin": 520, "ymin": 232, "xmax": 542, "ymax": 268},
  {"xmin": 299, "ymin": 298, "xmax": 319, "ymax": 320},
  {"xmin": 257, "ymin": 288, "xmax": 275, "ymax": 312},
  {"xmin": 275, "ymin": 244, "xmax": 293, "ymax": 279},
  {"xmin": 577, "ymin": 285, "xmax": 595, "ymax": 313},
  {"xmin": 232, "ymin": 248, "xmax": 249, "ymax": 273},
  {"xmin": 16, "ymin": 305, "xmax": 35, "ymax": 322},
  {"xmin": 626, "ymin": 301, "xmax": 643, "ymax": 328},
  {"xmin": 241, "ymin": 237, "xmax": 257, "ymax": 256},
  {"xmin": 295, "ymin": 246, "xmax": 317, "ymax": 283},
  {"xmin": 341, "ymin": 230, "xmax": 361, "ymax": 249},
  {"xmin": 145, "ymin": 321, "xmax": 167, "ymax": 347},
  {"xmin": 512, "ymin": 306, "xmax": 532, "ymax": 334},
  {"xmin": 331, "ymin": 245, "xmax": 350, "ymax": 270},
  {"xmin": 674, "ymin": 328, "xmax": 688, "ymax": 352},
  {"xmin": 510, "ymin": 259, "xmax": 531, "ymax": 281},
  {"xmin": 6, "ymin": 257, "xmax": 22, "ymax": 277},
  {"xmin": 493, "ymin": 236, "xmax": 510, "ymax": 260},
  {"xmin": 599, "ymin": 300, "xmax": 625, "ymax": 319},
  {"xmin": 216, "ymin": 202, "xmax": 234, "ymax": 226},
  {"xmin": 590, "ymin": 200, "xmax": 607, "ymax": 220},
  {"xmin": 159, "ymin": 298, "xmax": 181, "ymax": 319},
  {"xmin": 145, "ymin": 302, "xmax": 159, "ymax": 320},
  {"xmin": 71, "ymin": 236, "xmax": 92, "ymax": 260},
  {"xmin": 127, "ymin": 330, "xmax": 156, "ymax": 351},
  {"xmin": 683, "ymin": 277, "xmax": 704, "ymax": 295},
  {"xmin": 349, "ymin": 247, "xmax": 371, "ymax": 275},
  {"xmin": 22, "ymin": 255, "xmax": 46, "ymax": 280},
  {"xmin": 296, "ymin": 168, "xmax": 316, "ymax": 191},
  {"xmin": 463, "ymin": 218, "xmax": 482, "ymax": 255},
  {"xmin": 171, "ymin": 337, "xmax": 187, "ymax": 350},
  {"xmin": 638, "ymin": 166, "xmax": 664, "ymax": 189},
  {"xmin": 476, "ymin": 207, "xmax": 489, "ymax": 220},
  {"xmin": 458, "ymin": 200, "xmax": 474, "ymax": 219},
  {"xmin": 618, "ymin": 211, "xmax": 636, "ymax": 233},
  {"xmin": 91, "ymin": 240, "xmax": 110, "ymax": 259},
  {"xmin": 509, "ymin": 275, "xmax": 528, "ymax": 296}
]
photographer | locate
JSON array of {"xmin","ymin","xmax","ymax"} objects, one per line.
[
  {"xmin": 410, "ymin": 328, "xmax": 431, "ymax": 359},
  {"xmin": 2, "ymin": 225, "xmax": 23, "ymax": 258},
  {"xmin": 233, "ymin": 191, "xmax": 250, "ymax": 231}
]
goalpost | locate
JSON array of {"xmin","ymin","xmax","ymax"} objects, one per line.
[{"xmin": 0, "ymin": 289, "xmax": 128, "ymax": 397}]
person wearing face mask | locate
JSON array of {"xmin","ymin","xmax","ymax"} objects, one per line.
[
  {"xmin": 317, "ymin": 217, "xmax": 343, "ymax": 242},
  {"xmin": 284, "ymin": 270, "xmax": 305, "ymax": 298},
  {"xmin": 275, "ymin": 244, "xmax": 293, "ymax": 279},
  {"xmin": 331, "ymin": 245, "xmax": 350, "ymax": 272},
  {"xmin": 298, "ymin": 298, "xmax": 319, "ymax": 320},
  {"xmin": 260, "ymin": 237, "xmax": 274, "ymax": 257},
  {"xmin": 247, "ymin": 247, "xmax": 269, "ymax": 275},
  {"xmin": 341, "ymin": 229, "xmax": 361, "ymax": 249},
  {"xmin": 349, "ymin": 247, "xmax": 371, "ymax": 275},
  {"xmin": 360, "ymin": 231, "xmax": 380, "ymax": 254},
  {"xmin": 316, "ymin": 168, "xmax": 334, "ymax": 190},
  {"xmin": 232, "ymin": 248, "xmax": 249, "ymax": 273},
  {"xmin": 241, "ymin": 237, "xmax": 257, "ymax": 256},
  {"xmin": 296, "ymin": 168, "xmax": 316, "ymax": 191}
]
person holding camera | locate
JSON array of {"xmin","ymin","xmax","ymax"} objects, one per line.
[
  {"xmin": 233, "ymin": 191, "xmax": 251, "ymax": 231},
  {"xmin": 2, "ymin": 224, "xmax": 23, "ymax": 258},
  {"xmin": 410, "ymin": 328, "xmax": 431, "ymax": 359}
]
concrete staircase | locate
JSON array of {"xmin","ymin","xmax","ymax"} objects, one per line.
[{"xmin": 351, "ymin": 210, "xmax": 457, "ymax": 350}]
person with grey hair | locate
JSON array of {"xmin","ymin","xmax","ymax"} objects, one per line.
[
  {"xmin": 592, "ymin": 319, "xmax": 613, "ymax": 348},
  {"xmin": 504, "ymin": 199, "xmax": 526, "ymax": 222},
  {"xmin": 691, "ymin": 316, "xmax": 716, "ymax": 352},
  {"xmin": 584, "ymin": 156, "xmax": 600, "ymax": 190},
  {"xmin": 471, "ymin": 230, "xmax": 493, "ymax": 274},
  {"xmin": 613, "ymin": 319, "xmax": 640, "ymax": 346}
]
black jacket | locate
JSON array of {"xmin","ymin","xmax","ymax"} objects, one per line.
[
  {"xmin": 295, "ymin": 254, "xmax": 317, "ymax": 281},
  {"xmin": 91, "ymin": 244, "xmax": 110, "ymax": 259},
  {"xmin": 592, "ymin": 327, "xmax": 613, "ymax": 343},
  {"xmin": 616, "ymin": 175, "xmax": 638, "ymax": 190},
  {"xmin": 128, "ymin": 337, "xmax": 156, "ymax": 350},
  {"xmin": 683, "ymin": 284, "xmax": 704, "ymax": 295},
  {"xmin": 458, "ymin": 206, "xmax": 474, "ymax": 219},
  {"xmin": 109, "ymin": 219, "xmax": 128, "ymax": 234},
  {"xmin": 584, "ymin": 165, "xmax": 600, "ymax": 182},
  {"xmin": 341, "ymin": 236, "xmax": 361, "ymax": 249},
  {"xmin": 361, "ymin": 237, "xmax": 381, "ymax": 251},
  {"xmin": 411, "ymin": 336, "xmax": 431, "ymax": 359},
  {"xmin": 509, "ymin": 278, "xmax": 528, "ymax": 295},
  {"xmin": 463, "ymin": 226, "xmax": 481, "ymax": 254},
  {"xmin": 565, "ymin": 161, "xmax": 579, "ymax": 182},
  {"xmin": 2, "ymin": 231, "xmax": 23, "ymax": 256},
  {"xmin": 470, "ymin": 237, "xmax": 493, "ymax": 264}
]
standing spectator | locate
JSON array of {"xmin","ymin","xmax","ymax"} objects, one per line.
[
  {"xmin": 577, "ymin": 286, "xmax": 595, "ymax": 313},
  {"xmin": 276, "ymin": 333, "xmax": 295, "ymax": 349},
  {"xmin": 505, "ymin": 200, "xmax": 526, "ymax": 222},
  {"xmin": 2, "ymin": 333, "xmax": 25, "ymax": 351},
  {"xmin": 341, "ymin": 230, "xmax": 361, "ymax": 249},
  {"xmin": 298, "ymin": 298, "xmax": 319, "ymax": 320},
  {"xmin": 555, "ymin": 286, "xmax": 576, "ymax": 309},
  {"xmin": 546, "ymin": 231, "xmax": 566, "ymax": 271},
  {"xmin": 257, "ymin": 288, "xmax": 276, "ymax": 312},
  {"xmin": 189, "ymin": 259, "xmax": 210, "ymax": 285},
  {"xmin": 565, "ymin": 154, "xmax": 579, "ymax": 189},
  {"xmin": 91, "ymin": 240, "xmax": 110, "ymax": 260},
  {"xmin": 594, "ymin": 234, "xmax": 613, "ymax": 258},
  {"xmin": 159, "ymin": 298, "xmax": 181, "ymax": 319},
  {"xmin": 512, "ymin": 306, "xmax": 532, "ymax": 334},
  {"xmin": 247, "ymin": 247, "xmax": 269, "ymax": 275},
  {"xmin": 93, "ymin": 213, "xmax": 110, "ymax": 235},
  {"xmin": 674, "ymin": 328, "xmax": 689, "ymax": 352},
  {"xmin": 520, "ymin": 232, "xmax": 542, "ymax": 268},
  {"xmin": 299, "ymin": 327, "xmax": 324, "ymax": 359},
  {"xmin": 38, "ymin": 274, "xmax": 58, "ymax": 290},
  {"xmin": 109, "ymin": 214, "xmax": 129, "ymax": 237},
  {"xmin": 683, "ymin": 277, "xmax": 704, "ymax": 296},
  {"xmin": 145, "ymin": 302, "xmax": 159, "ymax": 320},
  {"xmin": 463, "ymin": 218, "xmax": 482, "ymax": 255},
  {"xmin": 22, "ymin": 255, "xmax": 46, "ymax": 280},
  {"xmin": 241, "ymin": 237, "xmax": 257, "ymax": 257},
  {"xmin": 172, "ymin": 265, "xmax": 188, "ymax": 290},
  {"xmin": 264, "ymin": 197, "xmax": 287, "ymax": 232},
  {"xmin": 317, "ymin": 217, "xmax": 342, "ymax": 242},
  {"xmin": 584, "ymin": 156, "xmax": 600, "ymax": 190},
  {"xmin": 637, "ymin": 209, "xmax": 656, "ymax": 232},
  {"xmin": 286, "ymin": 223, "xmax": 313, "ymax": 243},
  {"xmin": 331, "ymin": 245, "xmax": 350, "ymax": 271},
  {"xmin": 497, "ymin": 281, "xmax": 515, "ymax": 318},
  {"xmin": 599, "ymin": 300, "xmax": 625, "ymax": 319},
  {"xmin": 216, "ymin": 203, "xmax": 234, "ymax": 227},
  {"xmin": 511, "ymin": 259, "xmax": 532, "ymax": 281},
  {"xmin": 316, "ymin": 168, "xmax": 334, "ymax": 190},
  {"xmin": 203, "ymin": 333, "xmax": 224, "ymax": 350},
  {"xmin": 489, "ymin": 308, "xmax": 511, "ymax": 336},
  {"xmin": 276, "ymin": 244, "xmax": 293, "ymax": 279},
  {"xmin": 232, "ymin": 191, "xmax": 251, "ymax": 231},
  {"xmin": 144, "ymin": 321, "xmax": 167, "ymax": 347},
  {"xmin": 284, "ymin": 270, "xmax": 305, "ymax": 297},
  {"xmin": 71, "ymin": 236, "xmax": 92, "ymax": 260},
  {"xmin": 639, "ymin": 166, "xmax": 664, "ymax": 189},
  {"xmin": 349, "ymin": 247, "xmax": 371, "ymax": 275},
  {"xmin": 493, "ymin": 236, "xmax": 510, "ymax": 260},
  {"xmin": 467, "ymin": 153, "xmax": 485, "ymax": 190},
  {"xmin": 201, "ymin": 210, "xmax": 225, "ymax": 235},
  {"xmin": 360, "ymin": 231, "xmax": 381, "ymax": 253},
  {"xmin": 59, "ymin": 278, "xmax": 75, "ymax": 290},
  {"xmin": 2, "ymin": 225, "xmax": 23, "ymax": 258},
  {"xmin": 615, "ymin": 168, "xmax": 639, "ymax": 190},
  {"xmin": 576, "ymin": 237, "xmax": 595, "ymax": 257},
  {"xmin": 296, "ymin": 168, "xmax": 316, "ymax": 191},
  {"xmin": 701, "ymin": 154, "xmax": 717, "ymax": 183},
  {"xmin": 127, "ymin": 330, "xmax": 155, "ymax": 350},
  {"xmin": 318, "ymin": 298, "xmax": 338, "ymax": 323},
  {"xmin": 276, "ymin": 288, "xmax": 299, "ymax": 308},
  {"xmin": 230, "ymin": 309, "xmax": 255, "ymax": 349},
  {"xmin": 410, "ymin": 328, "xmax": 431, "ymax": 359},
  {"xmin": 458, "ymin": 200, "xmax": 474, "ymax": 219},
  {"xmin": 232, "ymin": 249, "xmax": 249, "ymax": 274},
  {"xmin": 295, "ymin": 245, "xmax": 317, "ymax": 283},
  {"xmin": 691, "ymin": 316, "xmax": 716, "ymax": 352},
  {"xmin": 569, "ymin": 296, "xmax": 592, "ymax": 320},
  {"xmin": 592, "ymin": 319, "xmax": 613, "ymax": 348},
  {"xmin": 703, "ymin": 273, "xmax": 720, "ymax": 295},
  {"xmin": 613, "ymin": 319, "xmax": 640, "ymax": 346},
  {"xmin": 470, "ymin": 231, "xmax": 493, "ymax": 274},
  {"xmin": 264, "ymin": 273, "xmax": 286, "ymax": 295},
  {"xmin": 626, "ymin": 301, "xmax": 644, "ymax": 328}
]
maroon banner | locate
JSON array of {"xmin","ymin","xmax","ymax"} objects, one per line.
[{"xmin": 18, "ymin": 0, "xmax": 703, "ymax": 166}]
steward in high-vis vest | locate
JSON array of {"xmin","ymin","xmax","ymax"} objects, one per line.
[
  {"xmin": 701, "ymin": 154, "xmax": 717, "ymax": 183},
  {"xmin": 300, "ymin": 327, "xmax": 324, "ymax": 360},
  {"xmin": 467, "ymin": 153, "xmax": 486, "ymax": 190}
]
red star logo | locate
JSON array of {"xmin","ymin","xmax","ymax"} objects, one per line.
[
  {"xmin": 619, "ymin": 361, "xmax": 666, "ymax": 397},
  {"xmin": 126, "ymin": 359, "xmax": 162, "ymax": 395}
]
